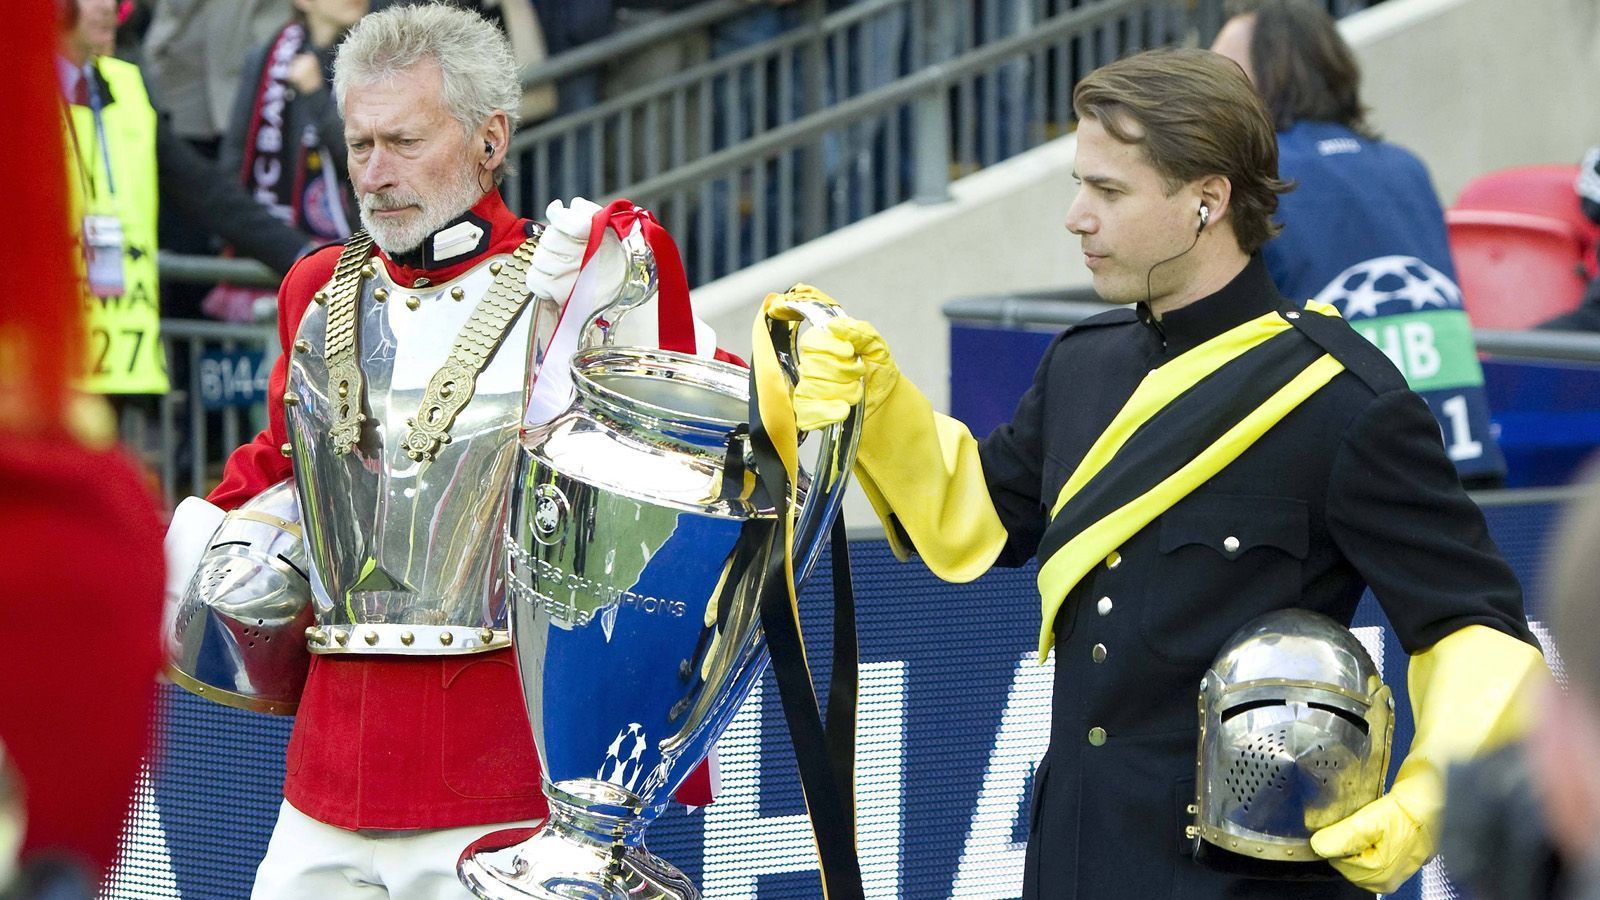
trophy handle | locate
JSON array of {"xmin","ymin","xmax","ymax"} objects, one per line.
[
  {"xmin": 765, "ymin": 297, "xmax": 863, "ymax": 584},
  {"xmin": 578, "ymin": 226, "xmax": 657, "ymax": 350}
]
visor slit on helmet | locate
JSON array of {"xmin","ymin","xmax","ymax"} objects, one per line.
[
  {"xmin": 1218, "ymin": 698, "xmax": 1287, "ymax": 721},
  {"xmin": 1305, "ymin": 701, "xmax": 1369, "ymax": 734},
  {"xmin": 277, "ymin": 554, "xmax": 311, "ymax": 582}
]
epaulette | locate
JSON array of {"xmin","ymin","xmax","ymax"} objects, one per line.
[{"xmin": 1284, "ymin": 305, "xmax": 1408, "ymax": 395}]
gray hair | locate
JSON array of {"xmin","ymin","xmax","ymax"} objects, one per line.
[{"xmin": 333, "ymin": 3, "xmax": 522, "ymax": 182}]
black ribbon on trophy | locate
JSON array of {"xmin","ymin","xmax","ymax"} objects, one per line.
[{"xmin": 746, "ymin": 286, "xmax": 866, "ymax": 900}]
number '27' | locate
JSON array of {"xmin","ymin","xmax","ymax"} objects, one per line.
[{"xmin": 90, "ymin": 327, "xmax": 146, "ymax": 375}]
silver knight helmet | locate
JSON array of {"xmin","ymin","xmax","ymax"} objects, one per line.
[
  {"xmin": 167, "ymin": 479, "xmax": 313, "ymax": 715},
  {"xmin": 1194, "ymin": 609, "xmax": 1394, "ymax": 861}
]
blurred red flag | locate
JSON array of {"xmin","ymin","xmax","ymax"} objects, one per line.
[
  {"xmin": 0, "ymin": 4, "xmax": 166, "ymax": 886},
  {"xmin": 0, "ymin": 2, "xmax": 82, "ymax": 433}
]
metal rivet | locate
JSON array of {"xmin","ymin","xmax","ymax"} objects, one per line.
[
  {"xmin": 312, "ymin": 291, "xmax": 327, "ymax": 305},
  {"xmin": 306, "ymin": 627, "xmax": 326, "ymax": 644},
  {"xmin": 1106, "ymin": 551, "xmax": 1122, "ymax": 569},
  {"xmin": 450, "ymin": 286, "xmax": 465, "ymax": 301},
  {"xmin": 406, "ymin": 296, "xmax": 421, "ymax": 310},
  {"xmin": 294, "ymin": 339, "xmax": 311, "ymax": 354},
  {"xmin": 400, "ymin": 631, "xmax": 414, "ymax": 646},
  {"xmin": 279, "ymin": 442, "xmax": 293, "ymax": 457},
  {"xmin": 1091, "ymin": 643, "xmax": 1108, "ymax": 663},
  {"xmin": 1186, "ymin": 804, "xmax": 1198, "ymax": 815},
  {"xmin": 479, "ymin": 628, "xmax": 495, "ymax": 644},
  {"xmin": 337, "ymin": 383, "xmax": 349, "ymax": 399},
  {"xmin": 1097, "ymin": 597, "xmax": 1113, "ymax": 616},
  {"xmin": 1088, "ymin": 726, "xmax": 1107, "ymax": 746},
  {"xmin": 1285, "ymin": 311, "xmax": 1301, "ymax": 320},
  {"xmin": 364, "ymin": 630, "xmax": 379, "ymax": 646},
  {"xmin": 413, "ymin": 277, "xmax": 430, "ymax": 288},
  {"xmin": 334, "ymin": 630, "xmax": 349, "ymax": 646},
  {"xmin": 282, "ymin": 392, "xmax": 299, "ymax": 407},
  {"xmin": 360, "ymin": 263, "xmax": 376, "ymax": 278},
  {"xmin": 489, "ymin": 261, "xmax": 503, "ymax": 275},
  {"xmin": 1223, "ymin": 535, "xmax": 1241, "ymax": 553},
  {"xmin": 440, "ymin": 632, "xmax": 454, "ymax": 647}
]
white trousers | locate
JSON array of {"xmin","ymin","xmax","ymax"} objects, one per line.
[{"xmin": 252, "ymin": 800, "xmax": 542, "ymax": 900}]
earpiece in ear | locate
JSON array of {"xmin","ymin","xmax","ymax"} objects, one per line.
[
  {"xmin": 1198, "ymin": 204, "xmax": 1211, "ymax": 232},
  {"xmin": 485, "ymin": 141, "xmax": 494, "ymax": 155}
]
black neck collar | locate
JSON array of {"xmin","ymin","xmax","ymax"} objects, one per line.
[{"xmin": 384, "ymin": 208, "xmax": 494, "ymax": 271}]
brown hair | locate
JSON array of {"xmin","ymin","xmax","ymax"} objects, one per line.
[
  {"xmin": 1073, "ymin": 47, "xmax": 1290, "ymax": 255},
  {"xmin": 1224, "ymin": 0, "xmax": 1376, "ymax": 138}
]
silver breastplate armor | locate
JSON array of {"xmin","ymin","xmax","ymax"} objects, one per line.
[{"xmin": 285, "ymin": 231, "xmax": 556, "ymax": 655}]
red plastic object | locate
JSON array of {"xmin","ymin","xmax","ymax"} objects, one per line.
[
  {"xmin": 1446, "ymin": 208, "xmax": 1589, "ymax": 329},
  {"xmin": 1454, "ymin": 164, "xmax": 1600, "ymax": 277}
]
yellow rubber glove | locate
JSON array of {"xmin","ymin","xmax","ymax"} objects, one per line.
[
  {"xmin": 789, "ymin": 317, "xmax": 900, "ymax": 432},
  {"xmin": 776, "ymin": 302, "xmax": 1007, "ymax": 583},
  {"xmin": 1309, "ymin": 624, "xmax": 1547, "ymax": 893}
]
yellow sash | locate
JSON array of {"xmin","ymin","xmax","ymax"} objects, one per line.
[{"xmin": 1035, "ymin": 302, "xmax": 1345, "ymax": 659}]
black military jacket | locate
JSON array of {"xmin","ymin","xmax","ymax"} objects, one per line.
[{"xmin": 978, "ymin": 256, "xmax": 1533, "ymax": 900}]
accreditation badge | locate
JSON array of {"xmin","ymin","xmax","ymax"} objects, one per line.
[{"xmin": 83, "ymin": 213, "xmax": 126, "ymax": 298}]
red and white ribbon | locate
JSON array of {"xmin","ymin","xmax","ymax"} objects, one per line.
[{"xmin": 523, "ymin": 199, "xmax": 701, "ymax": 429}]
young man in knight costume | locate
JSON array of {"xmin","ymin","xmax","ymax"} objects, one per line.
[
  {"xmin": 168, "ymin": 5, "xmax": 720, "ymax": 896},
  {"xmin": 787, "ymin": 49, "xmax": 1546, "ymax": 897}
]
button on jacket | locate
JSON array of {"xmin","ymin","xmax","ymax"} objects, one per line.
[{"xmin": 979, "ymin": 256, "xmax": 1533, "ymax": 899}]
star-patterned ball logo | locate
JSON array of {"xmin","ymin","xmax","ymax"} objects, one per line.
[
  {"xmin": 531, "ymin": 484, "xmax": 568, "ymax": 546},
  {"xmin": 597, "ymin": 723, "xmax": 649, "ymax": 792},
  {"xmin": 534, "ymin": 496, "xmax": 560, "ymax": 535},
  {"xmin": 1313, "ymin": 255, "xmax": 1462, "ymax": 320}
]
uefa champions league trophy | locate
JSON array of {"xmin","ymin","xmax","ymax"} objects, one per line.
[{"xmin": 457, "ymin": 232, "xmax": 860, "ymax": 899}]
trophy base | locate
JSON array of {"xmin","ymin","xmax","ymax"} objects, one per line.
[{"xmin": 458, "ymin": 823, "xmax": 698, "ymax": 900}]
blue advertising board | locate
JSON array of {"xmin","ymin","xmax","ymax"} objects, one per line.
[{"xmin": 106, "ymin": 509, "xmax": 1561, "ymax": 900}]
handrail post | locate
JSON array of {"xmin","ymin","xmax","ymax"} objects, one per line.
[
  {"xmin": 912, "ymin": 0, "xmax": 954, "ymax": 204},
  {"xmin": 799, "ymin": 0, "xmax": 829, "ymax": 240}
]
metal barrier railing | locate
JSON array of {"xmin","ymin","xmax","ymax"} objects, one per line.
[
  {"xmin": 157, "ymin": 251, "xmax": 280, "ymax": 289},
  {"xmin": 157, "ymin": 318, "xmax": 277, "ymax": 507},
  {"xmin": 153, "ymin": 0, "xmax": 1381, "ymax": 292},
  {"xmin": 508, "ymin": 0, "xmax": 1379, "ymax": 286}
]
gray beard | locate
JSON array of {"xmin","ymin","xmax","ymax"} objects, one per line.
[{"xmin": 359, "ymin": 167, "xmax": 486, "ymax": 256}]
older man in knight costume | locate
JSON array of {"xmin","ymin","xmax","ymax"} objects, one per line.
[{"xmin": 166, "ymin": 5, "xmax": 722, "ymax": 896}]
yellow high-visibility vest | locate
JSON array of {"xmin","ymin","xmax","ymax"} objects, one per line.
[{"xmin": 65, "ymin": 56, "xmax": 166, "ymax": 395}]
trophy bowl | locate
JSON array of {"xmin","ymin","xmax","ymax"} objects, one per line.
[{"xmin": 460, "ymin": 301, "xmax": 858, "ymax": 899}]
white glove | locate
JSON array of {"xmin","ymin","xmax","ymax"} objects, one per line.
[
  {"xmin": 161, "ymin": 496, "xmax": 227, "ymax": 653},
  {"xmin": 529, "ymin": 197, "xmax": 604, "ymax": 303}
]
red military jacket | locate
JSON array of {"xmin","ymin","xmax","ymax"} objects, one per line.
[{"xmin": 211, "ymin": 191, "xmax": 714, "ymax": 829}]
